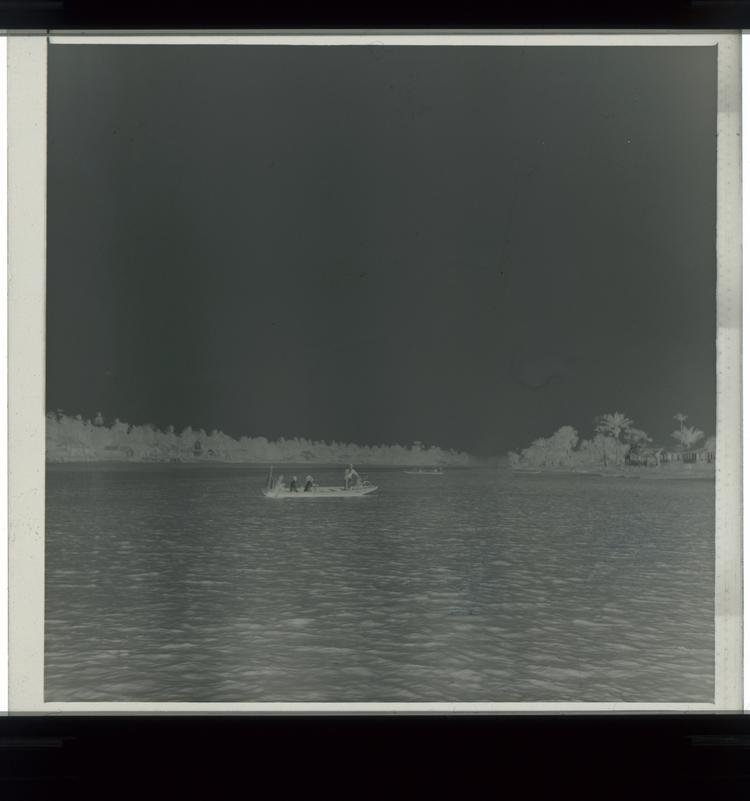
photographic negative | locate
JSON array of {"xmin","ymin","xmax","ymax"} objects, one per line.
[{"xmin": 8, "ymin": 34, "xmax": 742, "ymax": 710}]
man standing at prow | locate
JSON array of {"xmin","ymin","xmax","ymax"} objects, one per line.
[
  {"xmin": 345, "ymin": 464, "xmax": 360, "ymax": 489},
  {"xmin": 290, "ymin": 476, "xmax": 298, "ymax": 493}
]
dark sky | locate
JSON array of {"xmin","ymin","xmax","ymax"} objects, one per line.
[{"xmin": 47, "ymin": 44, "xmax": 718, "ymax": 456}]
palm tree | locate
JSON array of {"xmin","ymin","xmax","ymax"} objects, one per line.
[
  {"xmin": 595, "ymin": 412, "xmax": 634, "ymax": 467},
  {"xmin": 673, "ymin": 412, "xmax": 688, "ymax": 433},
  {"xmin": 671, "ymin": 425, "xmax": 705, "ymax": 452}
]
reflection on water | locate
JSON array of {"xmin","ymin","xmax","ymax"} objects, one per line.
[{"xmin": 45, "ymin": 466, "xmax": 714, "ymax": 702}]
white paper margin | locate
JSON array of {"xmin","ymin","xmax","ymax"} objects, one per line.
[
  {"xmin": 742, "ymin": 31, "xmax": 750, "ymax": 712},
  {"xmin": 6, "ymin": 32, "xmax": 743, "ymax": 713},
  {"xmin": 8, "ymin": 35, "xmax": 46, "ymax": 713},
  {"xmin": 0, "ymin": 34, "xmax": 8, "ymax": 714}
]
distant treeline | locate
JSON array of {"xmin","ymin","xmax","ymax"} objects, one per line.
[
  {"xmin": 46, "ymin": 412, "xmax": 475, "ymax": 466},
  {"xmin": 509, "ymin": 412, "xmax": 716, "ymax": 471}
]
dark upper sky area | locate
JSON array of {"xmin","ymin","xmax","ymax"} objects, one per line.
[{"xmin": 47, "ymin": 44, "xmax": 718, "ymax": 455}]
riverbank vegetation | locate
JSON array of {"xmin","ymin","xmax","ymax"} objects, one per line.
[
  {"xmin": 508, "ymin": 412, "xmax": 715, "ymax": 473},
  {"xmin": 46, "ymin": 411, "xmax": 475, "ymax": 466}
]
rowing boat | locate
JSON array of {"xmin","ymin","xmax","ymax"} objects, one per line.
[{"xmin": 262, "ymin": 484, "xmax": 378, "ymax": 499}]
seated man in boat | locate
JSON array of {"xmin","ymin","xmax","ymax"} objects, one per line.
[{"xmin": 304, "ymin": 475, "xmax": 314, "ymax": 492}]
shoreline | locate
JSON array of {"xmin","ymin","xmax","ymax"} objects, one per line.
[
  {"xmin": 45, "ymin": 460, "xmax": 501, "ymax": 470},
  {"xmin": 511, "ymin": 466, "xmax": 715, "ymax": 480}
]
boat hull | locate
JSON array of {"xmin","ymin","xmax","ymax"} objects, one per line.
[{"xmin": 262, "ymin": 485, "xmax": 378, "ymax": 499}]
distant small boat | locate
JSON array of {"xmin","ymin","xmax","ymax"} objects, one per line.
[
  {"xmin": 404, "ymin": 468, "xmax": 444, "ymax": 475},
  {"xmin": 263, "ymin": 484, "xmax": 378, "ymax": 499}
]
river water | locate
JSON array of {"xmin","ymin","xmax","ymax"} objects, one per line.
[{"xmin": 45, "ymin": 465, "xmax": 714, "ymax": 703}]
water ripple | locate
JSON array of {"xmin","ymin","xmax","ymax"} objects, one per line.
[{"xmin": 45, "ymin": 466, "xmax": 714, "ymax": 702}]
